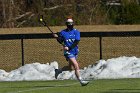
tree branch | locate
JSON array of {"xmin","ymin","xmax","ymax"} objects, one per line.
[
  {"xmin": 16, "ymin": 13, "xmax": 35, "ymax": 27},
  {"xmin": 7, "ymin": 12, "xmax": 33, "ymax": 22},
  {"xmin": 43, "ymin": 4, "xmax": 84, "ymax": 11},
  {"xmin": 43, "ymin": 4, "xmax": 72, "ymax": 11}
]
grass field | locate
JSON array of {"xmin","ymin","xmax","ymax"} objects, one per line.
[{"xmin": 0, "ymin": 78, "xmax": 140, "ymax": 93}]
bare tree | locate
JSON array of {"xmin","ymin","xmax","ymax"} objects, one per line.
[
  {"xmin": 1, "ymin": 0, "xmax": 15, "ymax": 27},
  {"xmin": 8, "ymin": 0, "xmax": 15, "ymax": 27},
  {"xmin": 1, "ymin": 0, "xmax": 6, "ymax": 27}
]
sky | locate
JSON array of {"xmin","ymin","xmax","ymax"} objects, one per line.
[{"xmin": 0, "ymin": 56, "xmax": 140, "ymax": 81}]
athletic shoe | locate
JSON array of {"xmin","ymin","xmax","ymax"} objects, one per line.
[
  {"xmin": 80, "ymin": 80, "xmax": 89, "ymax": 86},
  {"xmin": 55, "ymin": 69, "xmax": 60, "ymax": 79}
]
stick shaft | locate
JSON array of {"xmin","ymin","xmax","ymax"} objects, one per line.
[
  {"xmin": 40, "ymin": 15, "xmax": 54, "ymax": 34},
  {"xmin": 42, "ymin": 20, "xmax": 54, "ymax": 34}
]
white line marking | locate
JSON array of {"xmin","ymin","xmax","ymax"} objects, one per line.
[{"xmin": 6, "ymin": 82, "xmax": 79, "ymax": 93}]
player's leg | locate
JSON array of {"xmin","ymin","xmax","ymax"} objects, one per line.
[
  {"xmin": 69, "ymin": 57, "xmax": 89, "ymax": 86},
  {"xmin": 61, "ymin": 61, "xmax": 73, "ymax": 71},
  {"xmin": 68, "ymin": 57, "xmax": 80, "ymax": 79},
  {"xmin": 55, "ymin": 59, "xmax": 73, "ymax": 79}
]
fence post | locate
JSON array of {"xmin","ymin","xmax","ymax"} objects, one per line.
[
  {"xmin": 99, "ymin": 36, "xmax": 102, "ymax": 59},
  {"xmin": 21, "ymin": 38, "xmax": 24, "ymax": 66}
]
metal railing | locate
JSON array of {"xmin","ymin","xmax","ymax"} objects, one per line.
[{"xmin": 0, "ymin": 31, "xmax": 140, "ymax": 70}]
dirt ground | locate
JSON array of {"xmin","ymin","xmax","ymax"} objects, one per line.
[{"xmin": 0, "ymin": 25, "xmax": 140, "ymax": 34}]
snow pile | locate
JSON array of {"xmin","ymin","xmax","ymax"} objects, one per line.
[
  {"xmin": 0, "ymin": 56, "xmax": 140, "ymax": 81},
  {"xmin": 0, "ymin": 62, "xmax": 58, "ymax": 81},
  {"xmin": 81, "ymin": 56, "xmax": 140, "ymax": 80}
]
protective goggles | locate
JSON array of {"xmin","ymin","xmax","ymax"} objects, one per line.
[{"xmin": 66, "ymin": 22, "xmax": 73, "ymax": 25}]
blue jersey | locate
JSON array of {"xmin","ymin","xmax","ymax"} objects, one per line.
[{"xmin": 59, "ymin": 28, "xmax": 80, "ymax": 56}]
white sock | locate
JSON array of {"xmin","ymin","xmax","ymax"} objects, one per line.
[{"xmin": 78, "ymin": 77, "xmax": 83, "ymax": 83}]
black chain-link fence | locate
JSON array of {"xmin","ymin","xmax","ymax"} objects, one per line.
[{"xmin": 0, "ymin": 32, "xmax": 140, "ymax": 71}]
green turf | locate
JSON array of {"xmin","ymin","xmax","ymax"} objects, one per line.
[{"xmin": 0, "ymin": 78, "xmax": 140, "ymax": 93}]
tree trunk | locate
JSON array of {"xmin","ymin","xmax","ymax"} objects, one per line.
[
  {"xmin": 8, "ymin": 0, "xmax": 15, "ymax": 28},
  {"xmin": 136, "ymin": 0, "xmax": 140, "ymax": 4},
  {"xmin": 1, "ymin": 0, "xmax": 6, "ymax": 27}
]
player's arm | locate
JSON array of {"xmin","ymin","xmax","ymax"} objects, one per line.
[
  {"xmin": 69, "ymin": 30, "xmax": 80, "ymax": 50},
  {"xmin": 53, "ymin": 33, "xmax": 58, "ymax": 38},
  {"xmin": 53, "ymin": 33, "xmax": 64, "ymax": 45},
  {"xmin": 69, "ymin": 40, "xmax": 80, "ymax": 50}
]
